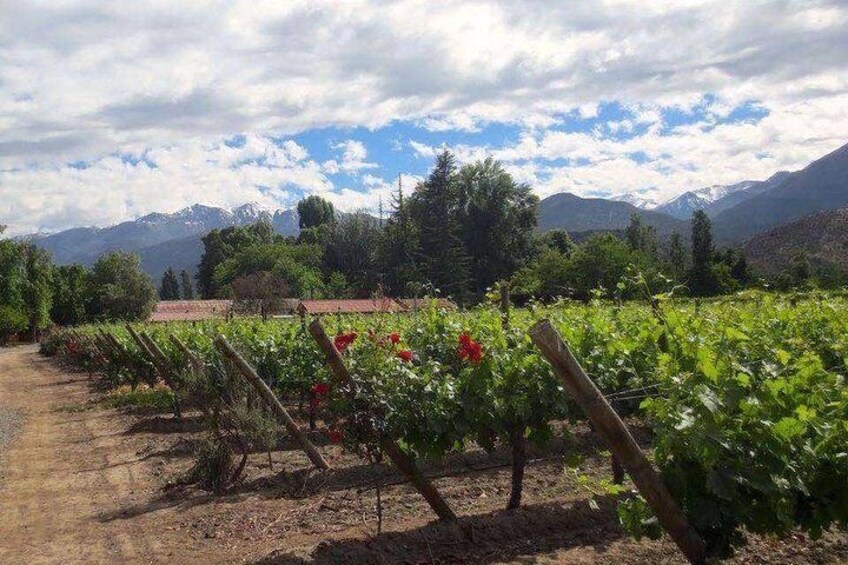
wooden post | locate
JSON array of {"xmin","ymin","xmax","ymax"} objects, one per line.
[
  {"xmin": 528, "ymin": 319, "xmax": 706, "ymax": 565},
  {"xmin": 125, "ymin": 325, "xmax": 157, "ymax": 369},
  {"xmin": 139, "ymin": 332, "xmax": 179, "ymax": 388},
  {"xmin": 169, "ymin": 335, "xmax": 204, "ymax": 374},
  {"xmin": 213, "ymin": 335, "xmax": 330, "ymax": 471},
  {"xmin": 138, "ymin": 330, "xmax": 183, "ymax": 419},
  {"xmin": 308, "ymin": 319, "xmax": 457, "ymax": 522},
  {"xmin": 126, "ymin": 326, "xmax": 178, "ymax": 409}
]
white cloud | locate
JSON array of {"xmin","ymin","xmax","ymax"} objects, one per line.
[{"xmin": 1, "ymin": 0, "xmax": 847, "ymax": 232}]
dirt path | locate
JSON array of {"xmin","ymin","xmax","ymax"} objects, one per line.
[{"xmin": 0, "ymin": 346, "xmax": 162, "ymax": 562}]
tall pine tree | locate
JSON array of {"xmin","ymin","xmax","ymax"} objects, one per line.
[
  {"xmin": 410, "ymin": 150, "xmax": 470, "ymax": 301},
  {"xmin": 689, "ymin": 210, "xmax": 718, "ymax": 296},
  {"xmin": 159, "ymin": 267, "xmax": 180, "ymax": 300},
  {"xmin": 179, "ymin": 270, "xmax": 194, "ymax": 300},
  {"xmin": 377, "ymin": 175, "xmax": 422, "ymax": 296}
]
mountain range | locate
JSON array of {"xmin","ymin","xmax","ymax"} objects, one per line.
[
  {"xmin": 31, "ymin": 203, "xmax": 298, "ymax": 279},
  {"xmin": 23, "ymin": 140, "xmax": 848, "ymax": 280}
]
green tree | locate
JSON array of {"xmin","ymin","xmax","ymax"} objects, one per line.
[
  {"xmin": 538, "ymin": 229, "xmax": 574, "ymax": 256},
  {"xmin": 409, "ymin": 149, "xmax": 470, "ymax": 301},
  {"xmin": 21, "ymin": 244, "xmax": 53, "ymax": 339},
  {"xmin": 377, "ymin": 178, "xmax": 423, "ymax": 296},
  {"xmin": 455, "ymin": 157, "xmax": 538, "ymax": 293},
  {"xmin": 159, "ymin": 267, "xmax": 180, "ymax": 300},
  {"xmin": 87, "ymin": 251, "xmax": 156, "ymax": 321},
  {"xmin": 625, "ymin": 213, "xmax": 658, "ymax": 256},
  {"xmin": 689, "ymin": 210, "xmax": 718, "ymax": 296},
  {"xmin": 297, "ymin": 195, "xmax": 336, "ymax": 230},
  {"xmin": 197, "ymin": 221, "xmax": 277, "ymax": 298},
  {"xmin": 212, "ymin": 240, "xmax": 325, "ymax": 299},
  {"xmin": 666, "ymin": 232, "xmax": 688, "ymax": 282},
  {"xmin": 179, "ymin": 270, "xmax": 195, "ymax": 300},
  {"xmin": 51, "ymin": 264, "xmax": 88, "ymax": 326},
  {"xmin": 324, "ymin": 211, "xmax": 381, "ymax": 296}
]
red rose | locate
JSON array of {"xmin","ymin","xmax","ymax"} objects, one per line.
[
  {"xmin": 389, "ymin": 332, "xmax": 401, "ymax": 345},
  {"xmin": 311, "ymin": 383, "xmax": 330, "ymax": 396},
  {"xmin": 458, "ymin": 332, "xmax": 484, "ymax": 365},
  {"xmin": 334, "ymin": 332, "xmax": 358, "ymax": 353},
  {"xmin": 397, "ymin": 349, "xmax": 414, "ymax": 363},
  {"xmin": 328, "ymin": 428, "xmax": 344, "ymax": 443}
]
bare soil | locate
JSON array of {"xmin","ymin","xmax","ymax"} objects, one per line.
[{"xmin": 0, "ymin": 345, "xmax": 846, "ymax": 564}]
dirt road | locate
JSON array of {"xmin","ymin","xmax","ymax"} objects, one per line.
[{"xmin": 0, "ymin": 346, "xmax": 162, "ymax": 562}]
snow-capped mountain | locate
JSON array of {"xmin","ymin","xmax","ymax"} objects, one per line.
[
  {"xmin": 610, "ymin": 193, "xmax": 661, "ymax": 210},
  {"xmin": 31, "ymin": 202, "xmax": 299, "ymax": 278},
  {"xmin": 654, "ymin": 172, "xmax": 791, "ymax": 220}
]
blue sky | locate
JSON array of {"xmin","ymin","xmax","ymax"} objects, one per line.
[{"xmin": 1, "ymin": 1, "xmax": 847, "ymax": 235}]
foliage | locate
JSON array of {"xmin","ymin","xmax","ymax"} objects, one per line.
[
  {"xmin": 297, "ymin": 194, "xmax": 336, "ymax": 230},
  {"xmin": 86, "ymin": 251, "xmax": 157, "ymax": 321},
  {"xmin": 454, "ymin": 157, "xmax": 539, "ymax": 294},
  {"xmin": 159, "ymin": 267, "xmax": 180, "ymax": 300},
  {"xmin": 197, "ymin": 222, "xmax": 277, "ymax": 298},
  {"xmin": 409, "ymin": 150, "xmax": 471, "ymax": 302},
  {"xmin": 51, "ymin": 264, "xmax": 88, "ymax": 326},
  {"xmin": 179, "ymin": 270, "xmax": 195, "ymax": 299}
]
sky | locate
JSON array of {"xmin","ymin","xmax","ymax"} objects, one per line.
[{"xmin": 1, "ymin": 0, "xmax": 847, "ymax": 235}]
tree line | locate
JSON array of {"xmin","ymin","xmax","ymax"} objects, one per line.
[
  {"xmin": 0, "ymin": 228, "xmax": 156, "ymax": 342},
  {"xmin": 191, "ymin": 149, "xmax": 834, "ymax": 307}
]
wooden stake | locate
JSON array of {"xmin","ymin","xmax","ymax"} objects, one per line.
[
  {"xmin": 528, "ymin": 319, "xmax": 706, "ymax": 565},
  {"xmin": 308, "ymin": 319, "xmax": 457, "ymax": 522},
  {"xmin": 213, "ymin": 335, "xmax": 330, "ymax": 471},
  {"xmin": 168, "ymin": 335, "xmax": 204, "ymax": 374}
]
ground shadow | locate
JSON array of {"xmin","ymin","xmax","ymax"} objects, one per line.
[
  {"xmin": 122, "ymin": 414, "xmax": 206, "ymax": 435},
  {"xmin": 254, "ymin": 497, "xmax": 625, "ymax": 564}
]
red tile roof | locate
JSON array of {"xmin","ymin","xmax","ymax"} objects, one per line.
[
  {"xmin": 297, "ymin": 298, "xmax": 406, "ymax": 315},
  {"xmin": 150, "ymin": 300, "xmax": 233, "ymax": 322}
]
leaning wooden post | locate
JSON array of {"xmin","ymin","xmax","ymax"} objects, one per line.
[
  {"xmin": 528, "ymin": 319, "xmax": 706, "ymax": 565},
  {"xmin": 140, "ymin": 332, "xmax": 183, "ymax": 389},
  {"xmin": 169, "ymin": 335, "xmax": 204, "ymax": 375},
  {"xmin": 213, "ymin": 335, "xmax": 330, "ymax": 471},
  {"xmin": 137, "ymin": 330, "xmax": 183, "ymax": 419},
  {"xmin": 126, "ymin": 325, "xmax": 174, "ymax": 392},
  {"xmin": 308, "ymin": 319, "xmax": 457, "ymax": 522}
]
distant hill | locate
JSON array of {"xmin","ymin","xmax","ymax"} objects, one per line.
[
  {"xmin": 713, "ymin": 142, "xmax": 848, "ymax": 242},
  {"xmin": 654, "ymin": 172, "xmax": 790, "ymax": 220},
  {"xmin": 743, "ymin": 207, "xmax": 848, "ymax": 275},
  {"xmin": 538, "ymin": 192, "xmax": 687, "ymax": 236},
  {"xmin": 32, "ymin": 203, "xmax": 299, "ymax": 278}
]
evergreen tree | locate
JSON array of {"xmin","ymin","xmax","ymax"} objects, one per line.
[
  {"xmin": 689, "ymin": 210, "xmax": 718, "ymax": 295},
  {"xmin": 324, "ymin": 212, "xmax": 381, "ymax": 296},
  {"xmin": 667, "ymin": 232, "xmax": 688, "ymax": 282},
  {"xmin": 625, "ymin": 213, "xmax": 658, "ymax": 256},
  {"xmin": 409, "ymin": 149, "xmax": 470, "ymax": 301},
  {"xmin": 377, "ymin": 176, "xmax": 423, "ymax": 296},
  {"xmin": 179, "ymin": 270, "xmax": 195, "ymax": 300},
  {"xmin": 159, "ymin": 267, "xmax": 180, "ymax": 300}
]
